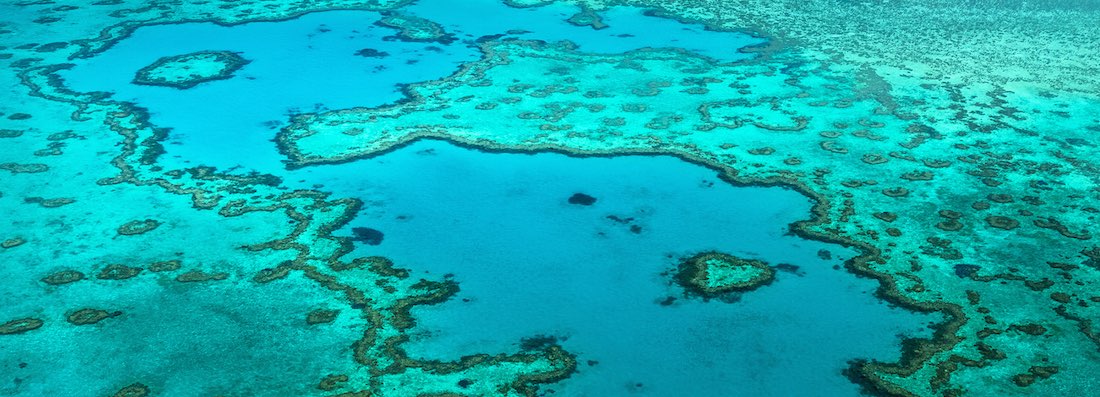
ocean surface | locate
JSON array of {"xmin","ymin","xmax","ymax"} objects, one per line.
[
  {"xmin": 5, "ymin": 0, "xmax": 1096, "ymax": 396},
  {"xmin": 49, "ymin": 4, "xmax": 928, "ymax": 395},
  {"xmin": 59, "ymin": 0, "xmax": 760, "ymax": 175},
  {"xmin": 334, "ymin": 140, "xmax": 932, "ymax": 396}
]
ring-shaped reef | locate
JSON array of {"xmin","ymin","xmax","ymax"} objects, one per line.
[
  {"xmin": 132, "ymin": 50, "xmax": 250, "ymax": 89},
  {"xmin": 675, "ymin": 251, "xmax": 776, "ymax": 298}
]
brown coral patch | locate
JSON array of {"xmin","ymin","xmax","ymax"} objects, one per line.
[
  {"xmin": 112, "ymin": 383, "xmax": 150, "ymax": 397},
  {"xmin": 675, "ymin": 251, "xmax": 775, "ymax": 298},
  {"xmin": 882, "ymin": 187, "xmax": 910, "ymax": 198},
  {"xmin": 148, "ymin": 260, "xmax": 182, "ymax": 272},
  {"xmin": 253, "ymin": 264, "xmax": 292, "ymax": 283},
  {"xmin": 318, "ymin": 374, "xmax": 349, "ymax": 391},
  {"xmin": 873, "ymin": 212, "xmax": 898, "ymax": 222},
  {"xmin": 23, "ymin": 196, "xmax": 76, "ymax": 207},
  {"xmin": 1, "ymin": 237, "xmax": 26, "ymax": 249},
  {"xmin": 900, "ymin": 171, "xmax": 934, "ymax": 181},
  {"xmin": 0, "ymin": 318, "xmax": 44, "ymax": 335},
  {"xmin": 861, "ymin": 153, "xmax": 888, "ymax": 164},
  {"xmin": 819, "ymin": 141, "xmax": 848, "ymax": 154},
  {"xmin": 1033, "ymin": 218, "xmax": 1091, "ymax": 240},
  {"xmin": 306, "ymin": 309, "xmax": 339, "ymax": 325},
  {"xmin": 0, "ymin": 162, "xmax": 49, "ymax": 173},
  {"xmin": 117, "ymin": 219, "xmax": 161, "ymax": 236},
  {"xmin": 1008, "ymin": 323, "xmax": 1047, "ymax": 335},
  {"xmin": 748, "ymin": 147, "xmax": 775, "ymax": 155},
  {"xmin": 365, "ymin": 256, "xmax": 409, "ymax": 278},
  {"xmin": 935, "ymin": 220, "xmax": 963, "ymax": 232},
  {"xmin": 176, "ymin": 270, "xmax": 229, "ymax": 283},
  {"xmin": 1012, "ymin": 365, "xmax": 1059, "ymax": 387},
  {"xmin": 42, "ymin": 269, "xmax": 84, "ymax": 285},
  {"xmin": 96, "ymin": 264, "xmax": 142, "ymax": 280},
  {"xmin": 985, "ymin": 216, "xmax": 1019, "ymax": 230},
  {"xmin": 66, "ymin": 308, "xmax": 120, "ymax": 325},
  {"xmin": 938, "ymin": 210, "xmax": 962, "ymax": 219}
]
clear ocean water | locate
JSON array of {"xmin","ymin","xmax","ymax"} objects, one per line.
[{"xmin": 6, "ymin": 0, "xmax": 1094, "ymax": 396}]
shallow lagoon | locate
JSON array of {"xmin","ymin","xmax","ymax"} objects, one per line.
[
  {"xmin": 53, "ymin": 2, "xmax": 932, "ymax": 395},
  {"xmin": 59, "ymin": 0, "xmax": 760, "ymax": 174},
  {"xmin": 314, "ymin": 139, "xmax": 933, "ymax": 396}
]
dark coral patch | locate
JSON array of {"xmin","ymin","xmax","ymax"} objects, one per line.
[
  {"xmin": 1081, "ymin": 246, "xmax": 1100, "ymax": 270},
  {"xmin": 366, "ymin": 256, "xmax": 408, "ymax": 278},
  {"xmin": 873, "ymin": 212, "xmax": 898, "ymax": 222},
  {"xmin": 117, "ymin": 219, "xmax": 161, "ymax": 236},
  {"xmin": 351, "ymin": 227, "xmax": 384, "ymax": 245},
  {"xmin": 133, "ymin": 50, "xmax": 250, "ymax": 89},
  {"xmin": 0, "ymin": 162, "xmax": 49, "ymax": 173},
  {"xmin": 1, "ymin": 238, "xmax": 26, "ymax": 249},
  {"xmin": 66, "ymin": 308, "xmax": 120, "ymax": 325},
  {"xmin": 953, "ymin": 264, "xmax": 981, "ymax": 278},
  {"xmin": 675, "ymin": 251, "xmax": 775, "ymax": 299},
  {"xmin": 253, "ymin": 265, "xmax": 291, "ymax": 283},
  {"xmin": 42, "ymin": 269, "xmax": 84, "ymax": 285},
  {"xmin": 148, "ymin": 260, "xmax": 182, "ymax": 272},
  {"xmin": 354, "ymin": 48, "xmax": 390, "ymax": 58},
  {"xmin": 317, "ymin": 374, "xmax": 349, "ymax": 391},
  {"xmin": 0, "ymin": 318, "xmax": 44, "ymax": 335},
  {"xmin": 97, "ymin": 264, "xmax": 142, "ymax": 280},
  {"xmin": 567, "ymin": 192, "xmax": 597, "ymax": 206},
  {"xmin": 112, "ymin": 383, "xmax": 150, "ymax": 397},
  {"xmin": 881, "ymin": 187, "xmax": 910, "ymax": 198},
  {"xmin": 519, "ymin": 334, "xmax": 561, "ymax": 350},
  {"xmin": 0, "ymin": 129, "xmax": 22, "ymax": 138},
  {"xmin": 23, "ymin": 196, "xmax": 76, "ymax": 207},
  {"xmin": 935, "ymin": 219, "xmax": 963, "ymax": 231},
  {"xmin": 565, "ymin": 7, "xmax": 608, "ymax": 30},
  {"xmin": 306, "ymin": 309, "xmax": 339, "ymax": 325},
  {"xmin": 985, "ymin": 216, "xmax": 1020, "ymax": 230},
  {"xmin": 1012, "ymin": 365, "xmax": 1059, "ymax": 387},
  {"xmin": 176, "ymin": 270, "xmax": 229, "ymax": 283}
]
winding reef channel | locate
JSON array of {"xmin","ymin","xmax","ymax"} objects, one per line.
[{"xmin": 1, "ymin": 0, "xmax": 1099, "ymax": 397}]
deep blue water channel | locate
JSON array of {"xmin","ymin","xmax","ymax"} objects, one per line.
[{"xmin": 58, "ymin": 1, "xmax": 933, "ymax": 395}]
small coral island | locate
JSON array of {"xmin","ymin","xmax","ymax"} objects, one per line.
[
  {"xmin": 132, "ymin": 50, "xmax": 249, "ymax": 89},
  {"xmin": 676, "ymin": 251, "xmax": 775, "ymax": 298}
]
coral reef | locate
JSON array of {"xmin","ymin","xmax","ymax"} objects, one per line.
[
  {"xmin": 132, "ymin": 50, "xmax": 249, "ymax": 89},
  {"xmin": 1, "ymin": 0, "xmax": 1096, "ymax": 395},
  {"xmin": 675, "ymin": 251, "xmax": 775, "ymax": 298}
]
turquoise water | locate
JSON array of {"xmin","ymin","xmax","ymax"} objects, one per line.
[
  {"xmin": 1, "ymin": 272, "xmax": 360, "ymax": 396},
  {"xmin": 322, "ymin": 139, "xmax": 933, "ymax": 396},
  {"xmin": 403, "ymin": 0, "xmax": 762, "ymax": 61},
  {"xmin": 59, "ymin": 0, "xmax": 760, "ymax": 174},
  {"xmin": 60, "ymin": 10, "xmax": 474, "ymax": 172},
  {"xmin": 5, "ymin": 1, "xmax": 944, "ymax": 396},
  {"xmin": 6, "ymin": 0, "xmax": 1100, "ymax": 395}
]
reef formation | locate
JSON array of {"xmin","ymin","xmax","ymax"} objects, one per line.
[
  {"xmin": 675, "ymin": 251, "xmax": 775, "ymax": 298},
  {"xmin": 0, "ymin": 0, "xmax": 1098, "ymax": 396},
  {"xmin": 275, "ymin": 6, "xmax": 1100, "ymax": 394},
  {"xmin": 132, "ymin": 50, "xmax": 249, "ymax": 89}
]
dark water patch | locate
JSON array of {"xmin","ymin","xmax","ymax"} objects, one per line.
[
  {"xmin": 567, "ymin": 192, "xmax": 597, "ymax": 206},
  {"xmin": 353, "ymin": 48, "xmax": 389, "ymax": 58},
  {"xmin": 954, "ymin": 263, "xmax": 982, "ymax": 278},
  {"xmin": 351, "ymin": 227, "xmax": 384, "ymax": 245}
]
